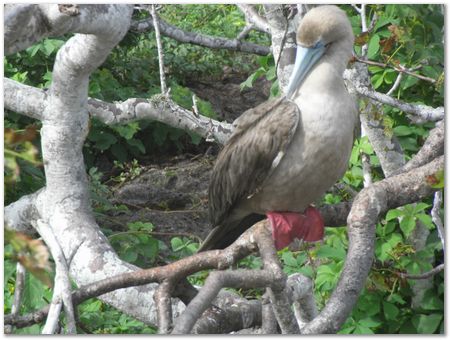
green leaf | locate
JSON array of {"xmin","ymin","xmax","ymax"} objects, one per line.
[
  {"xmin": 402, "ymin": 75, "xmax": 419, "ymax": 90},
  {"xmin": 393, "ymin": 125, "xmax": 414, "ymax": 136},
  {"xmin": 359, "ymin": 317, "xmax": 381, "ymax": 328},
  {"xmin": 22, "ymin": 272, "xmax": 48, "ymax": 309},
  {"xmin": 416, "ymin": 213, "xmax": 433, "ymax": 228},
  {"xmin": 353, "ymin": 324, "xmax": 374, "ymax": 334},
  {"xmin": 121, "ymin": 249, "xmax": 138, "ymax": 263},
  {"xmin": 414, "ymin": 202, "xmax": 430, "ymax": 212},
  {"xmin": 386, "ymin": 208, "xmax": 402, "ymax": 221},
  {"xmin": 4, "ymin": 260, "xmax": 17, "ymax": 286},
  {"xmin": 372, "ymin": 73, "xmax": 385, "ymax": 89},
  {"xmin": 281, "ymin": 251, "xmax": 298, "ymax": 267},
  {"xmin": 383, "ymin": 301, "xmax": 399, "ymax": 320},
  {"xmin": 316, "ymin": 245, "xmax": 346, "ymax": 261},
  {"xmin": 399, "ymin": 215, "xmax": 416, "ymax": 237},
  {"xmin": 113, "ymin": 123, "xmax": 140, "ymax": 140},
  {"xmin": 111, "ymin": 143, "xmax": 127, "ymax": 163},
  {"xmin": 368, "ymin": 34, "xmax": 380, "ymax": 59},
  {"xmin": 89, "ymin": 131, "xmax": 117, "ymax": 150},
  {"xmin": 127, "ymin": 138, "xmax": 146, "ymax": 154},
  {"xmin": 171, "ymin": 237, "xmax": 185, "ymax": 252},
  {"xmin": 421, "ymin": 289, "xmax": 444, "ymax": 311},
  {"xmin": 142, "ymin": 238, "xmax": 159, "ymax": 259},
  {"xmin": 266, "ymin": 66, "xmax": 276, "ymax": 81},
  {"xmin": 412, "ymin": 314, "xmax": 442, "ymax": 334}
]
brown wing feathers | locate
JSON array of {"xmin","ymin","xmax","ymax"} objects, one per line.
[{"xmin": 201, "ymin": 98, "xmax": 300, "ymax": 250}]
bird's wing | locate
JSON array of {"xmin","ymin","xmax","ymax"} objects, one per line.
[{"xmin": 208, "ymin": 97, "xmax": 300, "ymax": 226}]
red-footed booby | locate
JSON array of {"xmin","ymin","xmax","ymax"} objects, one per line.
[{"xmin": 199, "ymin": 5, "xmax": 357, "ymax": 251}]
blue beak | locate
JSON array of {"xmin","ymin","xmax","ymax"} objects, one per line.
[{"xmin": 285, "ymin": 42, "xmax": 325, "ymax": 99}]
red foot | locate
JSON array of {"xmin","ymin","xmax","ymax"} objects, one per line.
[{"xmin": 267, "ymin": 206, "xmax": 324, "ymax": 250}]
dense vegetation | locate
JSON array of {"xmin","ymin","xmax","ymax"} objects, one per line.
[{"xmin": 4, "ymin": 4, "xmax": 444, "ymax": 334}]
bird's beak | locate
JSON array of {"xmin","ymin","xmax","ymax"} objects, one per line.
[{"xmin": 285, "ymin": 43, "xmax": 325, "ymax": 99}]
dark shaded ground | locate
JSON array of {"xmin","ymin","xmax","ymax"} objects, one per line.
[
  {"xmin": 188, "ymin": 72, "xmax": 271, "ymax": 122},
  {"xmin": 98, "ymin": 74, "xmax": 271, "ymax": 244},
  {"xmin": 107, "ymin": 156, "xmax": 213, "ymax": 243}
]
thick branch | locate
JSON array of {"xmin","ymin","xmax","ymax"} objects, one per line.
[
  {"xmin": 4, "ymin": 78, "xmax": 46, "ymax": 120},
  {"xmin": 391, "ymin": 121, "xmax": 444, "ymax": 176},
  {"xmin": 4, "ymin": 79, "xmax": 233, "ymax": 145},
  {"xmin": 5, "ymin": 5, "xmax": 133, "ymax": 55},
  {"xmin": 131, "ymin": 16, "xmax": 270, "ymax": 56},
  {"xmin": 302, "ymin": 156, "xmax": 443, "ymax": 334}
]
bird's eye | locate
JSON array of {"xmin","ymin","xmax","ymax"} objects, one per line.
[
  {"xmin": 325, "ymin": 43, "xmax": 332, "ymax": 49},
  {"xmin": 313, "ymin": 41, "xmax": 324, "ymax": 49}
]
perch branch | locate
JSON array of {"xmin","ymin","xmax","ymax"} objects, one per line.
[
  {"xmin": 287, "ymin": 273, "xmax": 318, "ymax": 330},
  {"xmin": 301, "ymin": 155, "xmax": 443, "ymax": 334},
  {"xmin": 6, "ymin": 152, "xmax": 441, "ymax": 333}
]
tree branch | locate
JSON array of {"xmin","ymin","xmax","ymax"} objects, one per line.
[
  {"xmin": 149, "ymin": 6, "xmax": 167, "ymax": 94},
  {"xmin": 347, "ymin": 65, "xmax": 444, "ymax": 122},
  {"xmin": 4, "ymin": 79, "xmax": 233, "ymax": 145},
  {"xmin": 391, "ymin": 121, "xmax": 444, "ymax": 176},
  {"xmin": 236, "ymin": 5, "xmax": 271, "ymax": 34},
  {"xmin": 431, "ymin": 191, "xmax": 444, "ymax": 251},
  {"xmin": 397, "ymin": 264, "xmax": 444, "ymax": 280},
  {"xmin": 130, "ymin": 16, "xmax": 270, "ymax": 56},
  {"xmin": 33, "ymin": 220, "xmax": 77, "ymax": 334},
  {"xmin": 302, "ymin": 155, "xmax": 443, "ymax": 334},
  {"xmin": 355, "ymin": 57, "xmax": 437, "ymax": 84}
]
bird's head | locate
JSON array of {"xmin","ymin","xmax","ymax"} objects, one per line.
[{"xmin": 285, "ymin": 5, "xmax": 354, "ymax": 99}]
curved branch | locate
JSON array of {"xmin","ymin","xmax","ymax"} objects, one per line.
[
  {"xmin": 392, "ymin": 121, "xmax": 444, "ymax": 176},
  {"xmin": 5, "ymin": 5, "xmax": 133, "ymax": 55},
  {"xmin": 302, "ymin": 155, "xmax": 443, "ymax": 334},
  {"xmin": 130, "ymin": 16, "xmax": 270, "ymax": 56},
  {"xmin": 237, "ymin": 5, "xmax": 271, "ymax": 34},
  {"xmin": 4, "ymin": 79, "xmax": 233, "ymax": 145}
]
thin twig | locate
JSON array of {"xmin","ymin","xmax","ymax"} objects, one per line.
[
  {"xmin": 386, "ymin": 72, "xmax": 403, "ymax": 96},
  {"xmin": 192, "ymin": 94, "xmax": 199, "ymax": 117},
  {"xmin": 150, "ymin": 5, "xmax": 167, "ymax": 94},
  {"xmin": 352, "ymin": 4, "xmax": 362, "ymax": 14},
  {"xmin": 397, "ymin": 264, "xmax": 444, "ymax": 280},
  {"xmin": 360, "ymin": 4, "xmax": 368, "ymax": 57},
  {"xmin": 431, "ymin": 191, "xmax": 444, "ymax": 251},
  {"xmin": 4, "ymin": 262, "xmax": 26, "ymax": 333},
  {"xmin": 237, "ymin": 24, "xmax": 255, "ymax": 40},
  {"xmin": 355, "ymin": 57, "xmax": 437, "ymax": 83}
]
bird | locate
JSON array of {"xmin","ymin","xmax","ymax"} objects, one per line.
[{"xmin": 199, "ymin": 5, "xmax": 358, "ymax": 251}]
